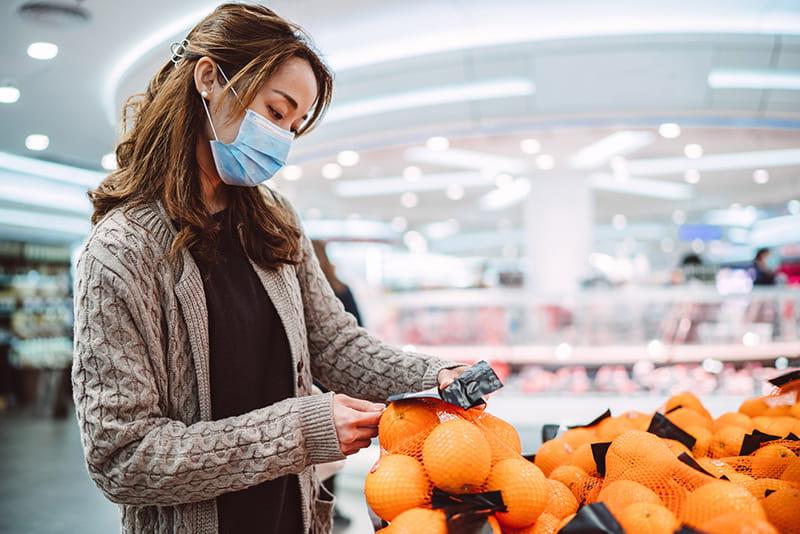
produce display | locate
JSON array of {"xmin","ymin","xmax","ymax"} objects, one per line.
[{"xmin": 365, "ymin": 374, "xmax": 800, "ymax": 533}]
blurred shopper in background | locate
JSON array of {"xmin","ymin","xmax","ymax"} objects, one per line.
[
  {"xmin": 752, "ymin": 248, "xmax": 777, "ymax": 286},
  {"xmin": 313, "ymin": 240, "xmax": 363, "ymax": 327}
]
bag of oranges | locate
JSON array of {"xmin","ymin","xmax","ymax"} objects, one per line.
[{"xmin": 367, "ymin": 362, "xmax": 562, "ymax": 532}]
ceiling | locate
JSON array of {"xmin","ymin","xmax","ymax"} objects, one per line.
[{"xmin": 0, "ymin": 0, "xmax": 799, "ymax": 255}]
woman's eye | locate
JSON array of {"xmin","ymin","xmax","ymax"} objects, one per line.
[{"xmin": 269, "ymin": 107, "xmax": 283, "ymax": 121}]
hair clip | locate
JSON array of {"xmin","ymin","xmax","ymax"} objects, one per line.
[{"xmin": 170, "ymin": 39, "xmax": 190, "ymax": 66}]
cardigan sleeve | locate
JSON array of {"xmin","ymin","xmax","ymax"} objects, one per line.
[
  {"xmin": 72, "ymin": 246, "xmax": 344, "ymax": 507},
  {"xmin": 273, "ymin": 194, "xmax": 462, "ymax": 402}
]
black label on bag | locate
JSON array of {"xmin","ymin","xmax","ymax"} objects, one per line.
[
  {"xmin": 387, "ymin": 361, "xmax": 503, "ymax": 409},
  {"xmin": 568, "ymin": 408, "xmax": 612, "ymax": 429},
  {"xmin": 769, "ymin": 369, "xmax": 800, "ymax": 387},
  {"xmin": 558, "ymin": 502, "xmax": 624, "ymax": 534},
  {"xmin": 647, "ymin": 412, "xmax": 697, "ymax": 451},
  {"xmin": 591, "ymin": 442, "xmax": 612, "ymax": 477},
  {"xmin": 432, "ymin": 488, "xmax": 507, "ymax": 514},
  {"xmin": 678, "ymin": 452, "xmax": 715, "ymax": 478},
  {"xmin": 541, "ymin": 423, "xmax": 562, "ymax": 443},
  {"xmin": 740, "ymin": 429, "xmax": 782, "ymax": 456}
]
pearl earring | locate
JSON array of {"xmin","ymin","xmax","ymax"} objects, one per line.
[{"xmin": 201, "ymin": 90, "xmax": 208, "ymax": 98}]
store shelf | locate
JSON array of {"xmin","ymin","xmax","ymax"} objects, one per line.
[{"xmin": 412, "ymin": 341, "xmax": 800, "ymax": 365}]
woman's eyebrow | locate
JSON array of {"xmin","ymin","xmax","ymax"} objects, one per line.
[{"xmin": 272, "ymin": 89, "xmax": 309, "ymax": 120}]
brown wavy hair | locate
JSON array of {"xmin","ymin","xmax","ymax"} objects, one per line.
[{"xmin": 90, "ymin": 3, "xmax": 333, "ymax": 269}]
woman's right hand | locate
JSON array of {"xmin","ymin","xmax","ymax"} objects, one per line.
[{"xmin": 332, "ymin": 393, "xmax": 385, "ymax": 455}]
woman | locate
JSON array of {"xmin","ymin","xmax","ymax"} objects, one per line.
[{"xmin": 72, "ymin": 4, "xmax": 464, "ymax": 534}]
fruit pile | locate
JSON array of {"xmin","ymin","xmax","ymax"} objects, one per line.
[{"xmin": 365, "ymin": 390, "xmax": 800, "ymax": 533}]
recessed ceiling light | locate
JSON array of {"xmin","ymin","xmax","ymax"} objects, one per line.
[
  {"xmin": 684, "ymin": 144, "xmax": 703, "ymax": 159},
  {"xmin": 612, "ymin": 214, "xmax": 627, "ymax": 230},
  {"xmin": 672, "ymin": 209, "xmax": 686, "ymax": 225},
  {"xmin": 337, "ymin": 150, "xmax": 359, "ymax": 167},
  {"xmin": 426, "ymin": 136, "xmax": 449, "ymax": 152},
  {"xmin": 25, "ymin": 134, "xmax": 49, "ymax": 151},
  {"xmin": 494, "ymin": 173, "xmax": 514, "ymax": 187},
  {"xmin": 752, "ymin": 169, "xmax": 769, "ymax": 184},
  {"xmin": 391, "ymin": 216, "xmax": 408, "ymax": 232},
  {"xmin": 27, "ymin": 42, "xmax": 59, "ymax": 60},
  {"xmin": 403, "ymin": 230, "xmax": 427, "ymax": 253},
  {"xmin": 401, "ymin": 192, "xmax": 418, "ymax": 208},
  {"xmin": 684, "ymin": 169, "xmax": 700, "ymax": 184},
  {"xmin": 0, "ymin": 85, "xmax": 20, "ymax": 104},
  {"xmin": 403, "ymin": 166, "xmax": 421, "ymax": 181},
  {"xmin": 281, "ymin": 165, "xmax": 303, "ymax": 181},
  {"xmin": 445, "ymin": 184, "xmax": 464, "ymax": 200},
  {"xmin": 100, "ymin": 152, "xmax": 117, "ymax": 170},
  {"xmin": 535, "ymin": 154, "xmax": 555, "ymax": 170},
  {"xmin": 321, "ymin": 163, "xmax": 342, "ymax": 180},
  {"xmin": 658, "ymin": 123, "xmax": 681, "ymax": 138},
  {"xmin": 691, "ymin": 239, "xmax": 705, "ymax": 253},
  {"xmin": 660, "ymin": 237, "xmax": 675, "ymax": 253},
  {"xmin": 520, "ymin": 138, "xmax": 541, "ymax": 154},
  {"xmin": 788, "ymin": 199, "xmax": 800, "ymax": 215}
]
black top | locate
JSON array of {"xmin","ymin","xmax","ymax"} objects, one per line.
[
  {"xmin": 753, "ymin": 264, "xmax": 776, "ymax": 286},
  {"xmin": 192, "ymin": 210, "xmax": 302, "ymax": 534}
]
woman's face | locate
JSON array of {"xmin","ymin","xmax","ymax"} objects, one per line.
[{"xmin": 195, "ymin": 55, "xmax": 318, "ymax": 144}]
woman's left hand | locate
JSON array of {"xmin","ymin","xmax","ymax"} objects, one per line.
[{"xmin": 436, "ymin": 365, "xmax": 470, "ymax": 389}]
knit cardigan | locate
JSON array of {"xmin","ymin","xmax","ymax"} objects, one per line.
[{"xmin": 71, "ymin": 190, "xmax": 457, "ymax": 533}]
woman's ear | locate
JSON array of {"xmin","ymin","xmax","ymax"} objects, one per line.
[{"xmin": 193, "ymin": 56, "xmax": 218, "ymax": 97}]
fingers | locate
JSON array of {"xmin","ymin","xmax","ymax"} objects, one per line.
[
  {"xmin": 337, "ymin": 394, "xmax": 385, "ymax": 413},
  {"xmin": 342, "ymin": 439, "xmax": 373, "ymax": 455},
  {"xmin": 338, "ymin": 425, "xmax": 378, "ymax": 446},
  {"xmin": 350, "ymin": 409, "xmax": 382, "ymax": 428}
]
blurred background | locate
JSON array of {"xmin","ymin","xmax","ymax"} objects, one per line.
[{"xmin": 0, "ymin": 0, "xmax": 799, "ymax": 532}]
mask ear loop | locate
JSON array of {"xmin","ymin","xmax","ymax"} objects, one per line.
[{"xmin": 199, "ymin": 92, "xmax": 219, "ymax": 141}]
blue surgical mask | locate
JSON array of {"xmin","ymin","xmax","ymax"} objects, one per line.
[{"xmin": 200, "ymin": 66, "xmax": 294, "ymax": 187}]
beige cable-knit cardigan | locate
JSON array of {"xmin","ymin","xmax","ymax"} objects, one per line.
[{"xmin": 71, "ymin": 189, "xmax": 457, "ymax": 533}]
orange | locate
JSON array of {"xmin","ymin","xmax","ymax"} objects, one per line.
[
  {"xmin": 475, "ymin": 412, "xmax": 522, "ymax": 462},
  {"xmin": 596, "ymin": 417, "xmax": 634, "ymax": 441},
  {"xmin": 753, "ymin": 416, "xmax": 797, "ymax": 437},
  {"xmin": 485, "ymin": 516, "xmax": 502, "ymax": 533},
  {"xmin": 665, "ymin": 391, "xmax": 713, "ymax": 420},
  {"xmin": 548, "ymin": 465, "xmax": 588, "ymax": 491},
  {"xmin": 755, "ymin": 444, "xmax": 797, "ymax": 459},
  {"xmin": 713, "ymin": 412, "xmax": 755, "ymax": 432},
  {"xmin": 699, "ymin": 513, "xmax": 779, "ymax": 534},
  {"xmin": 530, "ymin": 513, "xmax": 560, "ymax": 534},
  {"xmin": 620, "ymin": 410, "xmax": 652, "ymax": 430},
  {"xmin": 574, "ymin": 475, "xmax": 603, "ymax": 505},
  {"xmin": 422, "ymin": 418, "xmax": 492, "ymax": 493},
  {"xmin": 763, "ymin": 405, "xmax": 792, "ymax": 417},
  {"xmin": 709, "ymin": 426, "xmax": 747, "ymax": 458},
  {"xmin": 568, "ymin": 442, "xmax": 598, "ymax": 476},
  {"xmin": 682, "ymin": 480, "xmax": 766, "ymax": 528},
  {"xmin": 606, "ymin": 430, "xmax": 676, "ymax": 479},
  {"xmin": 534, "ymin": 438, "xmax": 573, "ymax": 476},
  {"xmin": 365, "ymin": 454, "xmax": 431, "ymax": 521},
  {"xmin": 387, "ymin": 507, "xmax": 446, "ymax": 534},
  {"xmin": 543, "ymin": 480, "xmax": 578, "ymax": 519},
  {"xmin": 664, "ymin": 439, "xmax": 692, "ymax": 457},
  {"xmin": 556, "ymin": 513, "xmax": 575, "ymax": 531},
  {"xmin": 739, "ymin": 477, "xmax": 793, "ymax": 499},
  {"xmin": 762, "ymin": 487, "xmax": 800, "ymax": 534},
  {"xmin": 790, "ymin": 402, "xmax": 800, "ymax": 419},
  {"xmin": 596, "ymin": 479, "xmax": 661, "ymax": 518},
  {"xmin": 666, "ymin": 407, "xmax": 712, "ymax": 430},
  {"xmin": 616, "ymin": 502, "xmax": 678, "ymax": 534},
  {"xmin": 684, "ymin": 425, "xmax": 712, "ymax": 457},
  {"xmin": 561, "ymin": 427, "xmax": 596, "ymax": 449},
  {"xmin": 696, "ymin": 457, "xmax": 737, "ymax": 478},
  {"xmin": 485, "ymin": 458, "xmax": 548, "ymax": 528},
  {"xmin": 379, "ymin": 399, "xmax": 440, "ymax": 453},
  {"xmin": 740, "ymin": 397, "xmax": 770, "ymax": 417},
  {"xmin": 781, "ymin": 458, "xmax": 800, "ymax": 483}
]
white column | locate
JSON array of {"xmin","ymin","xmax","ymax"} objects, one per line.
[{"xmin": 523, "ymin": 174, "xmax": 593, "ymax": 294}]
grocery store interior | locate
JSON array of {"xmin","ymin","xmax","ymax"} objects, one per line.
[{"xmin": 1, "ymin": 1, "xmax": 799, "ymax": 533}]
